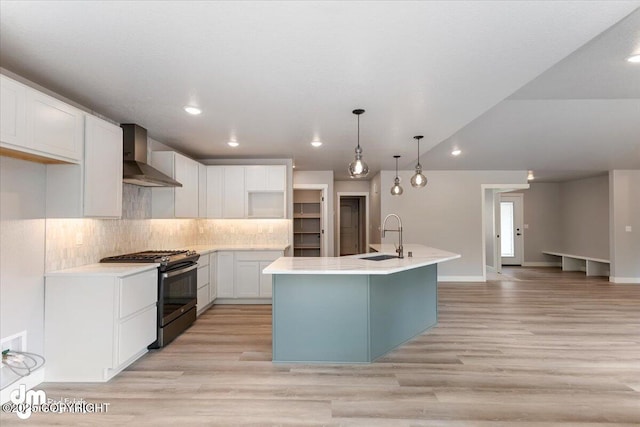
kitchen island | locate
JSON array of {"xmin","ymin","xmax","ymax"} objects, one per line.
[{"xmin": 263, "ymin": 245, "xmax": 460, "ymax": 363}]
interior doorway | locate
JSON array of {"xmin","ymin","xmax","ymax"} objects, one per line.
[
  {"xmin": 337, "ymin": 193, "xmax": 369, "ymax": 256},
  {"xmin": 500, "ymin": 193, "xmax": 524, "ymax": 266}
]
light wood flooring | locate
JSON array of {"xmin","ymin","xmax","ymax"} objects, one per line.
[{"xmin": 3, "ymin": 267, "xmax": 639, "ymax": 426}]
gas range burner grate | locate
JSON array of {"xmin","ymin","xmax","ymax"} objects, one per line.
[{"xmin": 100, "ymin": 250, "xmax": 196, "ymax": 264}]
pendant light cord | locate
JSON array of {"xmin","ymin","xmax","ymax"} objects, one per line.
[{"xmin": 357, "ymin": 114, "xmax": 361, "ymax": 150}]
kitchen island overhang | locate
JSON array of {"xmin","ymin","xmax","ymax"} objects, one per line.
[{"xmin": 264, "ymin": 245, "xmax": 460, "ymax": 363}]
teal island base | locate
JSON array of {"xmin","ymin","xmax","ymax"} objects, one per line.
[{"xmin": 272, "ymin": 264, "xmax": 438, "ymax": 363}]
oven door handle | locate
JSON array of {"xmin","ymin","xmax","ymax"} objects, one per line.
[{"xmin": 162, "ymin": 263, "xmax": 198, "ymax": 279}]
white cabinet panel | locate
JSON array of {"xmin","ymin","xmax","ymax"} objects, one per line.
[
  {"xmin": 259, "ymin": 261, "xmax": 273, "ymax": 297},
  {"xmin": 223, "ymin": 166, "xmax": 245, "ymax": 218},
  {"xmin": 26, "ymin": 88, "xmax": 83, "ymax": 162},
  {"xmin": 0, "ymin": 75, "xmax": 26, "ymax": 146},
  {"xmin": 174, "ymin": 153, "xmax": 199, "ymax": 218},
  {"xmin": 151, "ymin": 151, "xmax": 200, "ymax": 218},
  {"xmin": 245, "ymin": 165, "xmax": 286, "ymax": 191},
  {"xmin": 119, "ymin": 269, "xmax": 157, "ymax": 318},
  {"xmin": 198, "ymin": 163, "xmax": 207, "ymax": 218},
  {"xmin": 46, "ymin": 114, "xmax": 122, "ymax": 218},
  {"xmin": 118, "ymin": 306, "xmax": 156, "ymax": 365},
  {"xmin": 197, "ymin": 285, "xmax": 210, "ymax": 312},
  {"xmin": 235, "ymin": 261, "xmax": 261, "ymax": 298},
  {"xmin": 209, "ymin": 253, "xmax": 217, "ymax": 302},
  {"xmin": 216, "ymin": 251, "xmax": 235, "ymax": 298},
  {"xmin": 83, "ymin": 115, "xmax": 123, "ymax": 217},
  {"xmin": 206, "ymin": 166, "xmax": 223, "ymax": 218}
]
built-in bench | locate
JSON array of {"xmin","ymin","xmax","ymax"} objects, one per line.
[{"xmin": 542, "ymin": 251, "xmax": 610, "ymax": 277}]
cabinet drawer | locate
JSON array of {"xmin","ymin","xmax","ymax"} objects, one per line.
[
  {"xmin": 120, "ymin": 269, "xmax": 157, "ymax": 319},
  {"xmin": 118, "ymin": 305, "xmax": 156, "ymax": 365},
  {"xmin": 197, "ymin": 284, "xmax": 210, "ymax": 309},
  {"xmin": 235, "ymin": 250, "xmax": 282, "ymax": 262},
  {"xmin": 197, "ymin": 265, "xmax": 210, "ymax": 289},
  {"xmin": 198, "ymin": 254, "xmax": 210, "ymax": 267}
]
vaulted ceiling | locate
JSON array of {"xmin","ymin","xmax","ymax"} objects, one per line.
[{"xmin": 1, "ymin": 1, "xmax": 638, "ymax": 181}]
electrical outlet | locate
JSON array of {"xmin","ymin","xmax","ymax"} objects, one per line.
[
  {"xmin": 199, "ymin": 227, "xmax": 204, "ymax": 234},
  {"xmin": 625, "ymin": 225, "xmax": 632, "ymax": 232},
  {"xmin": 1, "ymin": 331, "xmax": 26, "ymax": 353},
  {"xmin": 75, "ymin": 232, "xmax": 83, "ymax": 246}
]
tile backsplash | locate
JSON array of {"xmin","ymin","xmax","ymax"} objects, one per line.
[{"xmin": 45, "ymin": 184, "xmax": 291, "ymax": 271}]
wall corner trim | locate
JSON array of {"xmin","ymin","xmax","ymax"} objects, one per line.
[{"xmin": 609, "ymin": 276, "xmax": 640, "ymax": 284}]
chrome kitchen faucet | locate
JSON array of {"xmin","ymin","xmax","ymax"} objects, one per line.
[{"xmin": 382, "ymin": 213, "xmax": 403, "ymax": 258}]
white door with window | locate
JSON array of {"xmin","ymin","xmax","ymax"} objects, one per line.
[{"xmin": 500, "ymin": 193, "xmax": 524, "ymax": 266}]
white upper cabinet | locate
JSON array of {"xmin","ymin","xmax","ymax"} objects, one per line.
[
  {"xmin": 245, "ymin": 165, "xmax": 286, "ymax": 191},
  {"xmin": 46, "ymin": 114, "xmax": 123, "ymax": 218},
  {"xmin": 206, "ymin": 166, "xmax": 223, "ymax": 218},
  {"xmin": 151, "ymin": 151, "xmax": 200, "ymax": 218},
  {"xmin": 83, "ymin": 115, "xmax": 123, "ymax": 217},
  {"xmin": 1, "ymin": 74, "xmax": 82, "ymax": 163},
  {"xmin": 198, "ymin": 163, "xmax": 207, "ymax": 218},
  {"xmin": 0, "ymin": 75, "xmax": 26, "ymax": 147},
  {"xmin": 206, "ymin": 164, "xmax": 287, "ymax": 219},
  {"xmin": 223, "ymin": 166, "xmax": 246, "ymax": 218}
]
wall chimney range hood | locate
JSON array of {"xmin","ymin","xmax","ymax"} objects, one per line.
[{"xmin": 121, "ymin": 124, "xmax": 182, "ymax": 187}]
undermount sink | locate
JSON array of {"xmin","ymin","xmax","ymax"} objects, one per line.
[{"xmin": 360, "ymin": 254, "xmax": 399, "ymax": 261}]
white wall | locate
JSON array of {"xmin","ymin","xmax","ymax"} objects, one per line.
[
  {"xmin": 560, "ymin": 174, "xmax": 609, "ymax": 260},
  {"xmin": 380, "ymin": 170, "xmax": 528, "ymax": 280},
  {"xmin": 609, "ymin": 170, "xmax": 640, "ymax": 282},
  {"xmin": 293, "ymin": 170, "xmax": 335, "ymax": 256},
  {"xmin": 1, "ymin": 157, "xmax": 46, "ymax": 355}
]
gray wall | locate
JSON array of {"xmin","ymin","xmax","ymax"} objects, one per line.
[
  {"xmin": 293, "ymin": 170, "xmax": 335, "ymax": 256},
  {"xmin": 559, "ymin": 174, "xmax": 609, "ymax": 260},
  {"xmin": 511, "ymin": 183, "xmax": 563, "ymax": 265},
  {"xmin": 609, "ymin": 170, "xmax": 640, "ymax": 281},
  {"xmin": 379, "ymin": 170, "xmax": 528, "ymax": 280},
  {"xmin": 1, "ymin": 157, "xmax": 46, "ymax": 355}
]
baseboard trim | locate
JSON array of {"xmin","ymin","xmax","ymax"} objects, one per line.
[
  {"xmin": 214, "ymin": 298, "xmax": 272, "ymax": 305},
  {"xmin": 439, "ymin": 275, "xmax": 485, "ymax": 283},
  {"xmin": 609, "ymin": 277, "xmax": 640, "ymax": 284},
  {"xmin": 522, "ymin": 262, "xmax": 562, "ymax": 267},
  {"xmin": 1, "ymin": 367, "xmax": 45, "ymax": 404}
]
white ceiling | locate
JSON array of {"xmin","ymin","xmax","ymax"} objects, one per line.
[{"xmin": 1, "ymin": 1, "xmax": 638, "ymax": 181}]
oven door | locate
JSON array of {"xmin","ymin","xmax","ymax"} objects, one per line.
[{"xmin": 160, "ymin": 263, "xmax": 197, "ymax": 327}]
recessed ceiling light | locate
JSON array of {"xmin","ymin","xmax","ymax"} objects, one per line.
[
  {"xmin": 311, "ymin": 141, "xmax": 323, "ymax": 148},
  {"xmin": 227, "ymin": 141, "xmax": 239, "ymax": 148},
  {"xmin": 451, "ymin": 149, "xmax": 462, "ymax": 156},
  {"xmin": 527, "ymin": 171, "xmax": 535, "ymax": 181},
  {"xmin": 627, "ymin": 54, "xmax": 640, "ymax": 63},
  {"xmin": 184, "ymin": 106, "xmax": 202, "ymax": 115}
]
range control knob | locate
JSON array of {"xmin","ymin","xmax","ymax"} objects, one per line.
[{"xmin": 161, "ymin": 256, "xmax": 169, "ymax": 263}]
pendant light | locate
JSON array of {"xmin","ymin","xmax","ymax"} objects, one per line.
[
  {"xmin": 348, "ymin": 109, "xmax": 369, "ymax": 178},
  {"xmin": 410, "ymin": 135, "xmax": 427, "ymax": 188},
  {"xmin": 391, "ymin": 155, "xmax": 403, "ymax": 195}
]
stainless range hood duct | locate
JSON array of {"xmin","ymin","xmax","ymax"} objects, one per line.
[{"xmin": 121, "ymin": 124, "xmax": 182, "ymax": 187}]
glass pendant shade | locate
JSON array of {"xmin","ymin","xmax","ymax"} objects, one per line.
[
  {"xmin": 411, "ymin": 165, "xmax": 427, "ymax": 188},
  {"xmin": 411, "ymin": 135, "xmax": 428, "ymax": 188},
  {"xmin": 348, "ymin": 109, "xmax": 369, "ymax": 178},
  {"xmin": 391, "ymin": 177, "xmax": 403, "ymax": 195},
  {"xmin": 390, "ymin": 155, "xmax": 403, "ymax": 196},
  {"xmin": 349, "ymin": 146, "xmax": 369, "ymax": 178}
]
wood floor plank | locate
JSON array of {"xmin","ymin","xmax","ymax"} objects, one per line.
[{"xmin": 2, "ymin": 267, "xmax": 638, "ymax": 425}]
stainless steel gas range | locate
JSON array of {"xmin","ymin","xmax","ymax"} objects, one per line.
[{"xmin": 101, "ymin": 250, "xmax": 200, "ymax": 348}]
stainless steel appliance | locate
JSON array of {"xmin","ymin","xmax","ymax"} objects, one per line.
[{"xmin": 101, "ymin": 250, "xmax": 199, "ymax": 348}]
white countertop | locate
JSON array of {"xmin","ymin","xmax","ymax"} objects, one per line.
[
  {"xmin": 263, "ymin": 244, "xmax": 460, "ymax": 275},
  {"xmin": 188, "ymin": 244, "xmax": 291, "ymax": 255},
  {"xmin": 45, "ymin": 263, "xmax": 159, "ymax": 277}
]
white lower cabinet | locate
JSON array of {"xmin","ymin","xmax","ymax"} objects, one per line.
[
  {"xmin": 44, "ymin": 268, "xmax": 158, "ymax": 382},
  {"xmin": 196, "ymin": 254, "xmax": 212, "ymax": 316},
  {"xmin": 215, "ymin": 250, "xmax": 283, "ymax": 301}
]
